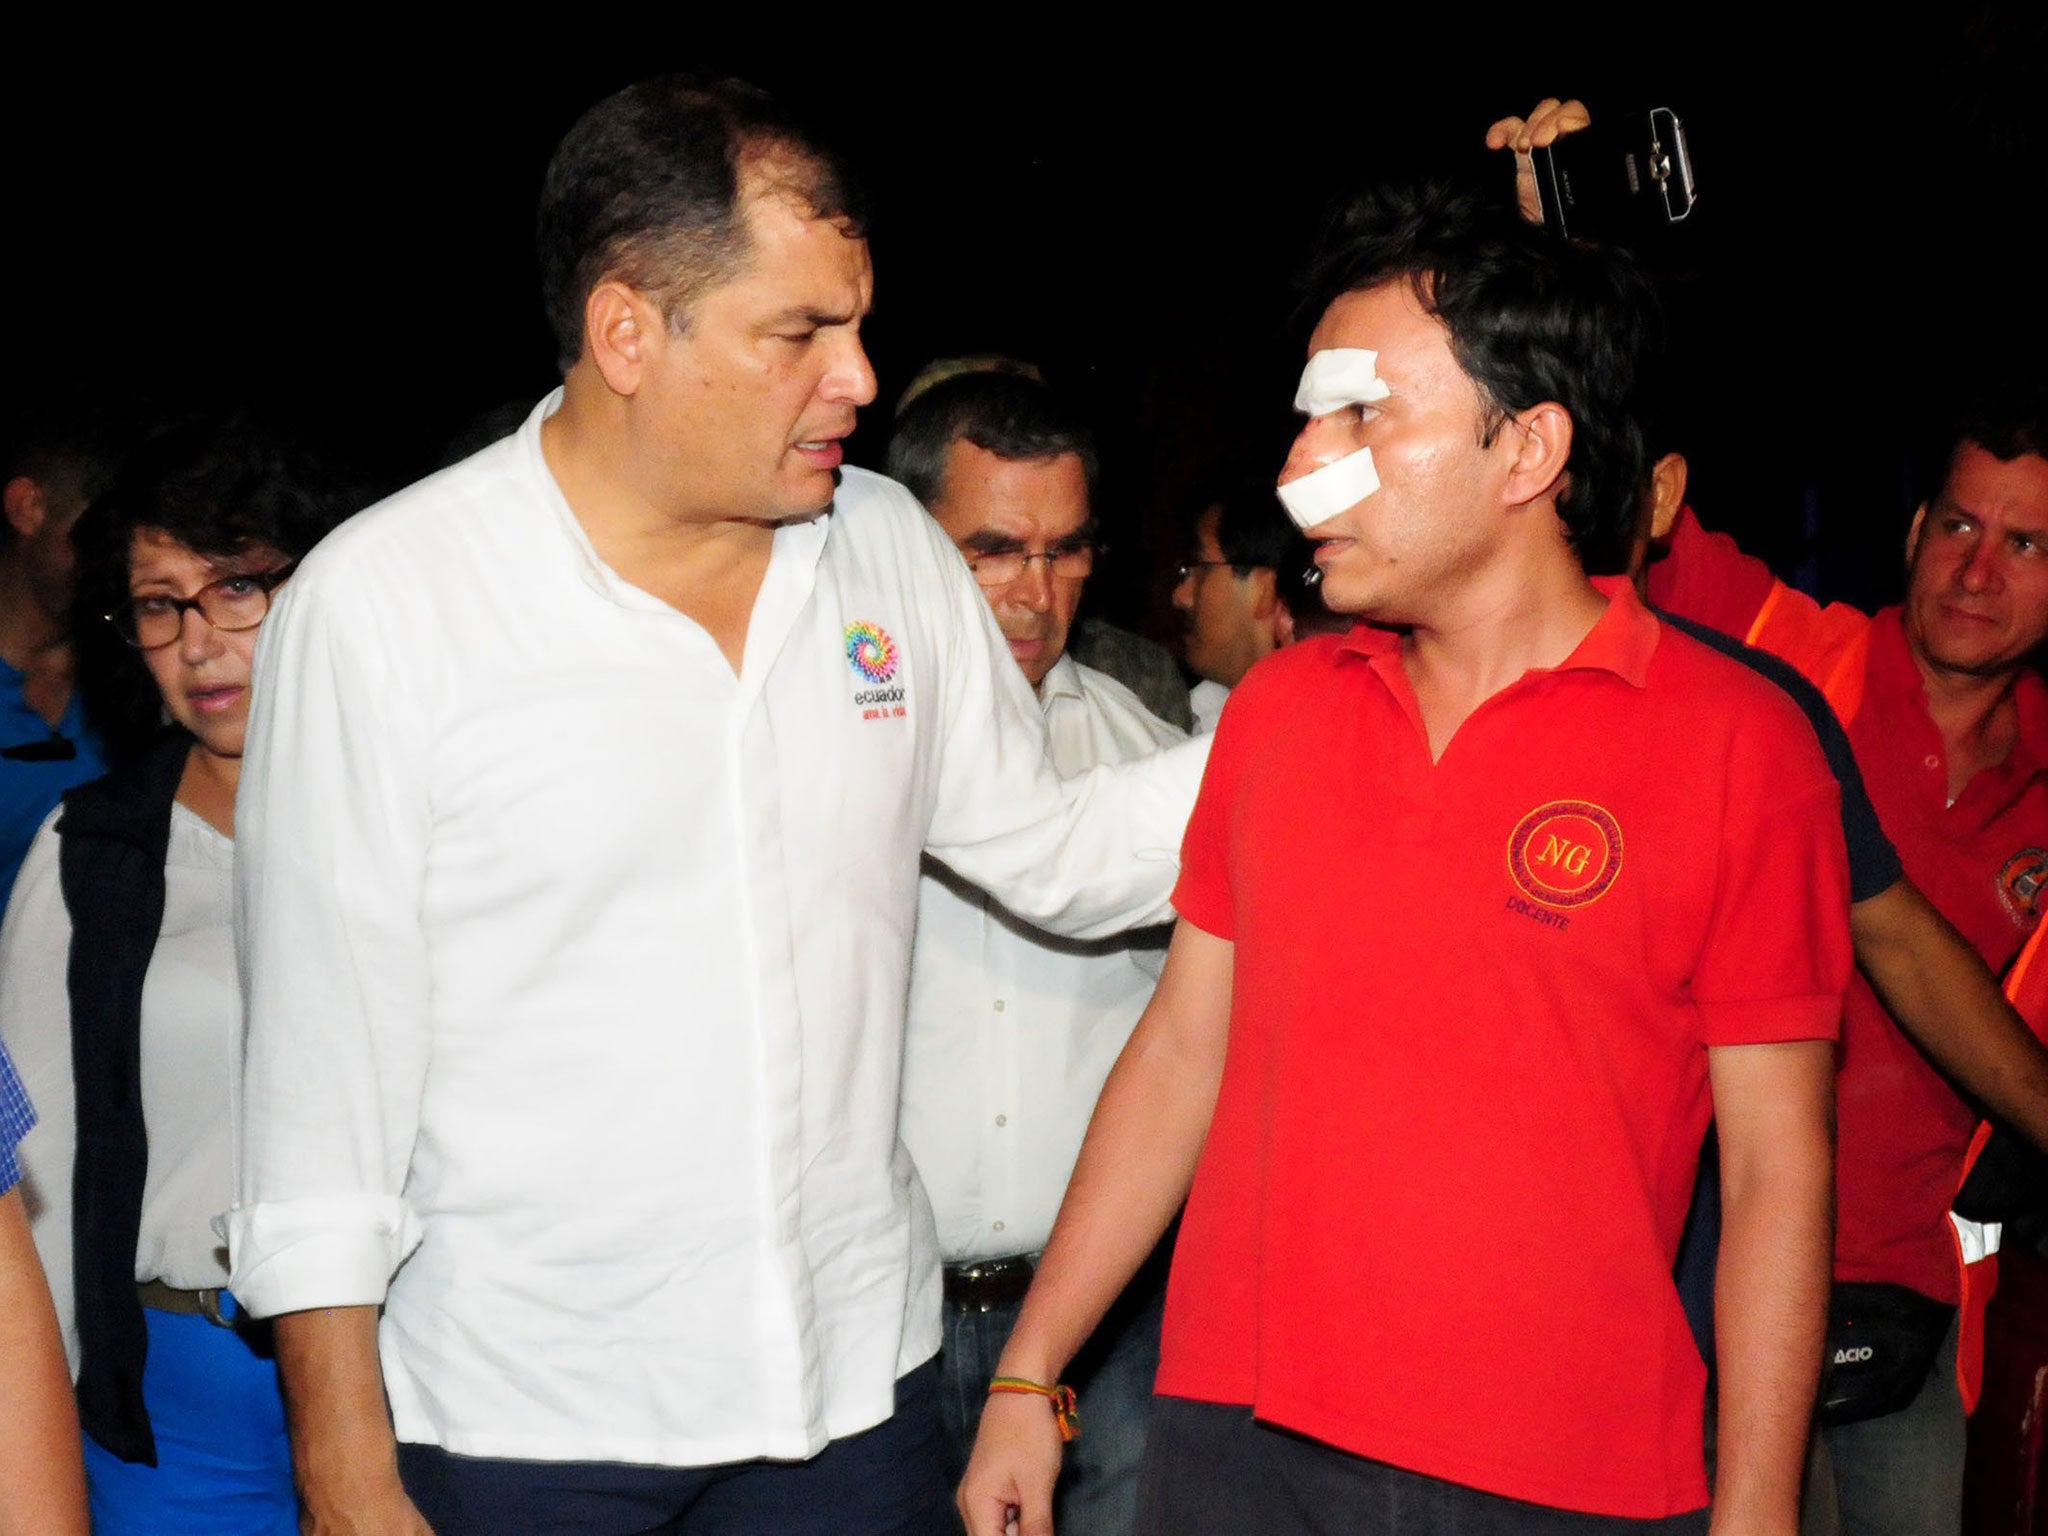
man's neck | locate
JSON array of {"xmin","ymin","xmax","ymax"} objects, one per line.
[
  {"xmin": 1399, "ymin": 548, "xmax": 1609, "ymax": 763},
  {"xmin": 0, "ymin": 553, "xmax": 74, "ymax": 725},
  {"xmin": 541, "ymin": 389, "xmax": 776, "ymax": 676},
  {"xmin": 1915, "ymin": 649, "xmax": 2027, "ymax": 802}
]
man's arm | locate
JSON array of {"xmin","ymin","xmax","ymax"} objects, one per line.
[
  {"xmin": 275, "ymin": 1306, "xmax": 433, "ymax": 1535},
  {"xmin": 227, "ymin": 563, "xmax": 434, "ymax": 1526},
  {"xmin": 1708, "ymin": 1039, "xmax": 1836, "ymax": 1536},
  {"xmin": 0, "ymin": 1184, "xmax": 87, "ymax": 1536},
  {"xmin": 909, "ymin": 492, "xmax": 1209, "ymax": 941},
  {"xmin": 1852, "ymin": 878, "xmax": 2048, "ymax": 1150},
  {"xmin": 957, "ymin": 920, "xmax": 1234, "ymax": 1536}
]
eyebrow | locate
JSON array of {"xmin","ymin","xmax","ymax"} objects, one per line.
[{"xmin": 764, "ymin": 304, "xmax": 864, "ymax": 329}]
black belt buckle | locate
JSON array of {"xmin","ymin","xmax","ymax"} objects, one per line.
[{"xmin": 943, "ymin": 1254, "xmax": 1036, "ymax": 1313}]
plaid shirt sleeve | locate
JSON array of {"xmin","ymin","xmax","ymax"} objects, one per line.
[{"xmin": 0, "ymin": 1038, "xmax": 36, "ymax": 1194}]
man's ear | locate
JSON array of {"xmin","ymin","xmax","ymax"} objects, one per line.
[
  {"xmin": 1272, "ymin": 596, "xmax": 1299, "ymax": 649},
  {"xmin": 1502, "ymin": 402, "xmax": 1573, "ymax": 508},
  {"xmin": 2, "ymin": 477, "xmax": 46, "ymax": 541},
  {"xmin": 1906, "ymin": 502, "xmax": 1929, "ymax": 570},
  {"xmin": 1245, "ymin": 566, "xmax": 1278, "ymax": 619},
  {"xmin": 1648, "ymin": 452, "xmax": 1689, "ymax": 541},
  {"xmin": 585, "ymin": 282, "xmax": 663, "ymax": 398}
]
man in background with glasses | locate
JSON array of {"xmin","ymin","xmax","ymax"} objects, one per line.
[{"xmin": 888, "ymin": 365, "xmax": 1184, "ymax": 1536}]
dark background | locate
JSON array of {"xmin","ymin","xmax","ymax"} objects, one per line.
[{"xmin": 6, "ymin": 20, "xmax": 2043, "ymax": 642}]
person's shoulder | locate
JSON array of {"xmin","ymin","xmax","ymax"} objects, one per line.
[
  {"xmin": 297, "ymin": 432, "xmax": 537, "ymax": 586},
  {"xmin": 1651, "ymin": 617, "xmax": 1830, "ymax": 751},
  {"xmin": 1066, "ymin": 659, "xmax": 1187, "ymax": 746},
  {"xmin": 828, "ymin": 466, "xmax": 929, "ymax": 532}
]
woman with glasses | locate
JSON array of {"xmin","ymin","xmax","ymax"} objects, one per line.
[{"xmin": 0, "ymin": 413, "xmax": 347, "ymax": 1535}]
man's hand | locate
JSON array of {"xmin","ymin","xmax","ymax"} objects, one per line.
[
  {"xmin": 1485, "ymin": 98, "xmax": 1593, "ymax": 222},
  {"xmin": 957, "ymin": 1390, "xmax": 1064, "ymax": 1536},
  {"xmin": 275, "ymin": 1306, "xmax": 436, "ymax": 1535}
]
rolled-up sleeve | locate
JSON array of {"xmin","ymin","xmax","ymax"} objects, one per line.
[{"xmin": 226, "ymin": 563, "xmax": 431, "ymax": 1317}]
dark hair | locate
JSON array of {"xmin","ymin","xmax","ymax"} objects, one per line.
[
  {"xmin": 1302, "ymin": 181, "xmax": 1661, "ymax": 577},
  {"xmin": 886, "ymin": 370, "xmax": 1100, "ymax": 510},
  {"xmin": 1, "ymin": 384, "xmax": 147, "ymax": 545},
  {"xmin": 1938, "ymin": 380, "xmax": 2048, "ymax": 495},
  {"xmin": 1209, "ymin": 481, "xmax": 1314, "ymax": 586},
  {"xmin": 537, "ymin": 75, "xmax": 867, "ymax": 374},
  {"xmin": 71, "ymin": 413, "xmax": 351, "ymax": 762}
]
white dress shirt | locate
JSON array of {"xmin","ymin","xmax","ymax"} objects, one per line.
[
  {"xmin": 225, "ymin": 395, "xmax": 1210, "ymax": 1468},
  {"xmin": 0, "ymin": 802, "xmax": 238, "ymax": 1373},
  {"xmin": 901, "ymin": 656, "xmax": 1181, "ymax": 1265},
  {"xmin": 1189, "ymin": 678, "xmax": 1231, "ymax": 737}
]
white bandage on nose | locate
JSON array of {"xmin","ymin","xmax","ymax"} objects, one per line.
[
  {"xmin": 1277, "ymin": 349, "xmax": 1390, "ymax": 531},
  {"xmin": 1293, "ymin": 349, "xmax": 1390, "ymax": 417},
  {"xmin": 1277, "ymin": 447, "xmax": 1380, "ymax": 531}
]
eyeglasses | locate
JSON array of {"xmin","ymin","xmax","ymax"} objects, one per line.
[
  {"xmin": 108, "ymin": 566, "xmax": 295, "ymax": 650},
  {"xmin": 1175, "ymin": 560, "xmax": 1243, "ymax": 583},
  {"xmin": 963, "ymin": 543, "xmax": 1098, "ymax": 588}
]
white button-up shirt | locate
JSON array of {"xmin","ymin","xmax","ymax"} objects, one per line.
[
  {"xmin": 225, "ymin": 397, "xmax": 1208, "ymax": 1467},
  {"xmin": 901, "ymin": 656, "xmax": 1181, "ymax": 1265}
]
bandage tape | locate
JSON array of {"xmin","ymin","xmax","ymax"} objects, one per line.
[
  {"xmin": 1294, "ymin": 349, "xmax": 1390, "ymax": 417},
  {"xmin": 1277, "ymin": 447, "xmax": 1380, "ymax": 531}
]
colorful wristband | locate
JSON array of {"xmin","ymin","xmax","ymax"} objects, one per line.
[{"xmin": 987, "ymin": 1376, "xmax": 1081, "ymax": 1442}]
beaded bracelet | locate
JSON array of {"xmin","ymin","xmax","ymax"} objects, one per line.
[{"xmin": 987, "ymin": 1376, "xmax": 1081, "ymax": 1442}]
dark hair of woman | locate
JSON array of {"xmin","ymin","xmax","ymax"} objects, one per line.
[{"xmin": 70, "ymin": 413, "xmax": 349, "ymax": 764}]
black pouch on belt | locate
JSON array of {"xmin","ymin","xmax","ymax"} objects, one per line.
[{"xmin": 1816, "ymin": 1281, "xmax": 1955, "ymax": 1426}]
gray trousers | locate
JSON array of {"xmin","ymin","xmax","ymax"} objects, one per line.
[{"xmin": 1801, "ymin": 1318, "xmax": 1964, "ymax": 1536}]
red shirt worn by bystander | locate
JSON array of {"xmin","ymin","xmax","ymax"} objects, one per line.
[
  {"xmin": 1160, "ymin": 579, "xmax": 1851, "ymax": 1518},
  {"xmin": 1650, "ymin": 508, "xmax": 2048, "ymax": 1306}
]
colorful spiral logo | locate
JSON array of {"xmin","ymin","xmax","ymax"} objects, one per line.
[{"xmin": 844, "ymin": 621, "xmax": 900, "ymax": 684}]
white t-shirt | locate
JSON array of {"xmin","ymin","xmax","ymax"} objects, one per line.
[
  {"xmin": 225, "ymin": 395, "xmax": 1209, "ymax": 1467},
  {"xmin": 902, "ymin": 655, "xmax": 1181, "ymax": 1264},
  {"xmin": 0, "ymin": 800, "xmax": 238, "ymax": 1374}
]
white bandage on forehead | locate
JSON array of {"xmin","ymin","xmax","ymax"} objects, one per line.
[
  {"xmin": 1293, "ymin": 348, "xmax": 1391, "ymax": 417},
  {"xmin": 1276, "ymin": 447, "xmax": 1380, "ymax": 532}
]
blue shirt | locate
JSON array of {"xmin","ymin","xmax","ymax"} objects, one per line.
[
  {"xmin": 0, "ymin": 1037, "xmax": 34, "ymax": 1192},
  {"xmin": 0, "ymin": 656, "xmax": 107, "ymax": 910}
]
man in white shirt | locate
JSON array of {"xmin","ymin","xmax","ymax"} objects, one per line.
[
  {"xmin": 1171, "ymin": 483, "xmax": 1318, "ymax": 734},
  {"xmin": 887, "ymin": 369, "xmax": 1183, "ymax": 1536},
  {"xmin": 226, "ymin": 76, "xmax": 1205, "ymax": 1536}
]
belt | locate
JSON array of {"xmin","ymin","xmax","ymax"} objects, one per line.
[
  {"xmin": 943, "ymin": 1254, "xmax": 1037, "ymax": 1313},
  {"xmin": 136, "ymin": 1280, "xmax": 232, "ymax": 1328}
]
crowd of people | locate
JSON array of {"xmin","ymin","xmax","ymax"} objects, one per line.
[{"xmin": 0, "ymin": 74, "xmax": 2044, "ymax": 1536}]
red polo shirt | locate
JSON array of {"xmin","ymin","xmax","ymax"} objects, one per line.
[
  {"xmin": 1651, "ymin": 510, "xmax": 2048, "ymax": 1302},
  {"xmin": 1160, "ymin": 579, "xmax": 1850, "ymax": 1518}
]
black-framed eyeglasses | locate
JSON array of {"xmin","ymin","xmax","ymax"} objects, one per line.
[
  {"xmin": 107, "ymin": 566, "xmax": 296, "ymax": 650},
  {"xmin": 964, "ymin": 543, "xmax": 1099, "ymax": 589},
  {"xmin": 1175, "ymin": 560, "xmax": 1242, "ymax": 583}
]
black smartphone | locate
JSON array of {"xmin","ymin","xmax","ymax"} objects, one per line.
[{"xmin": 1530, "ymin": 107, "xmax": 1696, "ymax": 243}]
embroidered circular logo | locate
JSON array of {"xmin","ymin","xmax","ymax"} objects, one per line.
[
  {"xmin": 844, "ymin": 621, "xmax": 899, "ymax": 685},
  {"xmin": 1998, "ymin": 848, "xmax": 2048, "ymax": 926},
  {"xmin": 1507, "ymin": 800, "xmax": 1623, "ymax": 909}
]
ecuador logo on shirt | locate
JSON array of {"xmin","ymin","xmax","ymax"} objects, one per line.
[
  {"xmin": 845, "ymin": 620, "xmax": 907, "ymax": 721},
  {"xmin": 1507, "ymin": 800, "xmax": 1623, "ymax": 910}
]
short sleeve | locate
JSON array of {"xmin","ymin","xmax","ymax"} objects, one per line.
[
  {"xmin": 0, "ymin": 1037, "xmax": 35, "ymax": 1192},
  {"xmin": 1171, "ymin": 688, "xmax": 1257, "ymax": 940},
  {"xmin": 1690, "ymin": 698, "xmax": 1853, "ymax": 1047}
]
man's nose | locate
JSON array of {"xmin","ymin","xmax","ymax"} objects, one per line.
[
  {"xmin": 1959, "ymin": 536, "xmax": 2004, "ymax": 593},
  {"xmin": 1279, "ymin": 414, "xmax": 1352, "ymax": 489},
  {"xmin": 823, "ymin": 333, "xmax": 878, "ymax": 408},
  {"xmin": 1171, "ymin": 568, "xmax": 1196, "ymax": 611},
  {"xmin": 1009, "ymin": 558, "xmax": 1055, "ymax": 613}
]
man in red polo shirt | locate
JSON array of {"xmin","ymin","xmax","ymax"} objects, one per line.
[
  {"xmin": 1647, "ymin": 400, "xmax": 2048, "ymax": 1535},
  {"xmin": 958, "ymin": 183, "xmax": 1850, "ymax": 1536}
]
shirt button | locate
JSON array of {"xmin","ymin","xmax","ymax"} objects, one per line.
[
  {"xmin": 995, "ymin": 1114, "xmax": 1007, "ymax": 1127},
  {"xmin": 993, "ymin": 999, "xmax": 1006, "ymax": 1012},
  {"xmin": 992, "ymin": 1220, "xmax": 1005, "ymax": 1232},
  {"xmin": 1925, "ymin": 755, "xmax": 1941, "ymax": 770}
]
